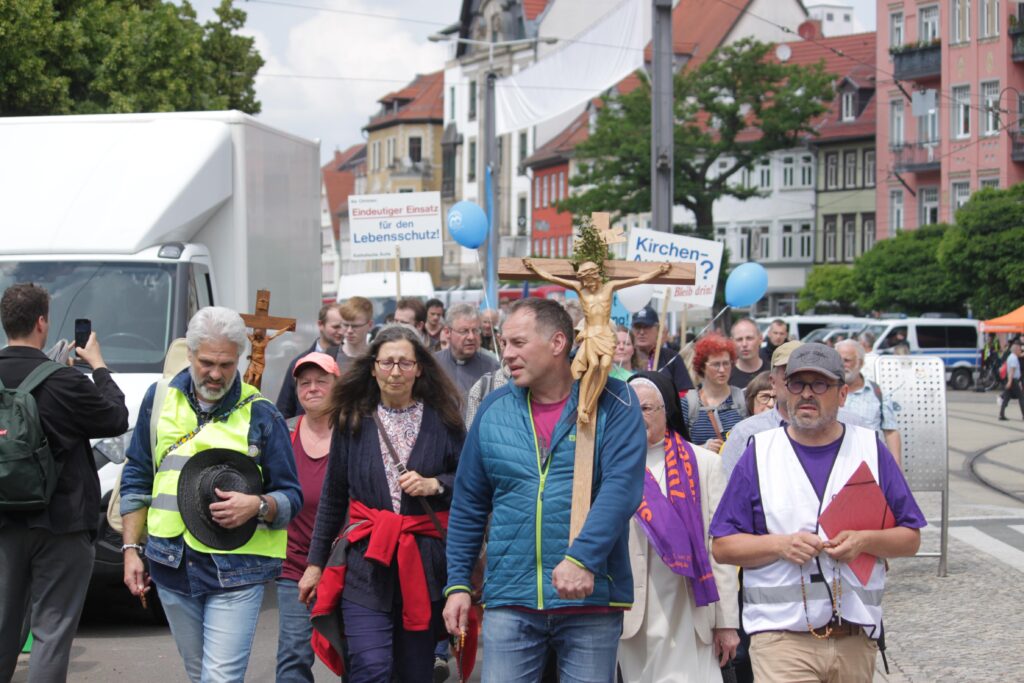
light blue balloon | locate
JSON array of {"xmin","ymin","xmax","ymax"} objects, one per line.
[
  {"xmin": 447, "ymin": 201, "xmax": 489, "ymax": 249},
  {"xmin": 725, "ymin": 262, "xmax": 768, "ymax": 308}
]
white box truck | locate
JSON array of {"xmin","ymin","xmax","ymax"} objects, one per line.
[{"xmin": 0, "ymin": 111, "xmax": 321, "ymax": 607}]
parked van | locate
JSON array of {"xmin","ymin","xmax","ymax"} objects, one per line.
[{"xmin": 861, "ymin": 317, "xmax": 982, "ymax": 389}]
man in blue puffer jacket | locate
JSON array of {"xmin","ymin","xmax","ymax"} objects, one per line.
[{"xmin": 443, "ymin": 297, "xmax": 647, "ymax": 683}]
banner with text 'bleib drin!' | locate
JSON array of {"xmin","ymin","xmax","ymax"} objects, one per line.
[
  {"xmin": 627, "ymin": 228, "xmax": 723, "ymax": 309},
  {"xmin": 349, "ymin": 192, "xmax": 443, "ymax": 260}
]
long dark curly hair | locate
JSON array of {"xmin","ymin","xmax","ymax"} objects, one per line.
[{"xmin": 329, "ymin": 324, "xmax": 464, "ymax": 434}]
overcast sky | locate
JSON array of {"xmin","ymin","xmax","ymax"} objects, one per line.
[{"xmin": 188, "ymin": 0, "xmax": 877, "ymax": 163}]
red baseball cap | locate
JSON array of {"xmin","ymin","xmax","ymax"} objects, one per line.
[{"xmin": 292, "ymin": 351, "xmax": 340, "ymax": 377}]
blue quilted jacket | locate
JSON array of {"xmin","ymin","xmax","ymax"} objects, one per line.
[{"xmin": 444, "ymin": 377, "xmax": 646, "ymax": 610}]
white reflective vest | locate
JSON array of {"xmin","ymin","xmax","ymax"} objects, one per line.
[{"xmin": 743, "ymin": 425, "xmax": 885, "ymax": 638}]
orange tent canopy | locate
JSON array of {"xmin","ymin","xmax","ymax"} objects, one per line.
[{"xmin": 981, "ymin": 304, "xmax": 1024, "ymax": 333}]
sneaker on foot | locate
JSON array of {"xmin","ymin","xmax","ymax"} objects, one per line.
[
  {"xmin": 999, "ymin": 415, "xmax": 1008, "ymax": 421},
  {"xmin": 434, "ymin": 656, "xmax": 450, "ymax": 683}
]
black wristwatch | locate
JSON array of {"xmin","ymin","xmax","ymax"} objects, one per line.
[{"xmin": 257, "ymin": 495, "xmax": 270, "ymax": 522}]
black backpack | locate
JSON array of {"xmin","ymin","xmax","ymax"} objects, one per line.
[{"xmin": 0, "ymin": 361, "xmax": 64, "ymax": 510}]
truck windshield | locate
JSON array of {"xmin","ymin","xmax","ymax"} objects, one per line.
[{"xmin": 0, "ymin": 261, "xmax": 174, "ymax": 373}]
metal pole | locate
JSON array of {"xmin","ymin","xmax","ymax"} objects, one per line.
[
  {"xmin": 652, "ymin": 0, "xmax": 674, "ymax": 232},
  {"xmin": 484, "ymin": 70, "xmax": 499, "ymax": 308}
]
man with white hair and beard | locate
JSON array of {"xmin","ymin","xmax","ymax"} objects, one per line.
[
  {"xmin": 835, "ymin": 339, "xmax": 901, "ymax": 464},
  {"xmin": 711, "ymin": 344, "xmax": 924, "ymax": 683},
  {"xmin": 119, "ymin": 306, "xmax": 302, "ymax": 683}
]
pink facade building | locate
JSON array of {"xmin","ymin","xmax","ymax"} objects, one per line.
[{"xmin": 876, "ymin": 0, "xmax": 1024, "ymax": 238}]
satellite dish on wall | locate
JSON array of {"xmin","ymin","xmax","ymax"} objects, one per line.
[{"xmin": 775, "ymin": 44, "xmax": 792, "ymax": 62}]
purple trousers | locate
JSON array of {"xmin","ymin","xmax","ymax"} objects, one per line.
[{"xmin": 341, "ymin": 597, "xmax": 443, "ymax": 683}]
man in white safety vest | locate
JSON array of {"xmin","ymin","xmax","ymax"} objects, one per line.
[{"xmin": 709, "ymin": 343, "xmax": 925, "ymax": 682}]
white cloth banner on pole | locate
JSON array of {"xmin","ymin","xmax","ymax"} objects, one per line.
[{"xmin": 494, "ymin": 0, "xmax": 648, "ymax": 135}]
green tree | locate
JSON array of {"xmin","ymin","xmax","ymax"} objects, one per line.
[
  {"xmin": 560, "ymin": 38, "xmax": 835, "ymax": 239},
  {"xmin": 937, "ymin": 184, "xmax": 1024, "ymax": 319},
  {"xmin": 853, "ymin": 224, "xmax": 969, "ymax": 315},
  {"xmin": 0, "ymin": 0, "xmax": 263, "ymax": 116},
  {"xmin": 798, "ymin": 264, "xmax": 859, "ymax": 313}
]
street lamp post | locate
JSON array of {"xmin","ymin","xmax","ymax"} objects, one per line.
[{"xmin": 430, "ymin": 33, "xmax": 555, "ymax": 309}]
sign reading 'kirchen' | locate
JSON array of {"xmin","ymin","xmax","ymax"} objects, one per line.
[
  {"xmin": 348, "ymin": 191, "xmax": 443, "ymax": 260},
  {"xmin": 627, "ymin": 228, "xmax": 723, "ymax": 309}
]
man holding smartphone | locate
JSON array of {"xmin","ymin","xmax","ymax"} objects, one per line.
[{"xmin": 0, "ymin": 283, "xmax": 129, "ymax": 682}]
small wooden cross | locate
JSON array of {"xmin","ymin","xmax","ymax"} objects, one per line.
[
  {"xmin": 240, "ymin": 289, "xmax": 296, "ymax": 390},
  {"xmin": 499, "ymin": 212, "xmax": 696, "ymax": 543}
]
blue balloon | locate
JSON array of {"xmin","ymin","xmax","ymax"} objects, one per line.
[
  {"xmin": 725, "ymin": 262, "xmax": 769, "ymax": 308},
  {"xmin": 447, "ymin": 201, "xmax": 489, "ymax": 249}
]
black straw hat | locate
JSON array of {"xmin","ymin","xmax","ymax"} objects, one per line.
[{"xmin": 178, "ymin": 449, "xmax": 262, "ymax": 551}]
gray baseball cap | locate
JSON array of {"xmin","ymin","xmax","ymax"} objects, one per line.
[{"xmin": 784, "ymin": 343, "xmax": 845, "ymax": 382}]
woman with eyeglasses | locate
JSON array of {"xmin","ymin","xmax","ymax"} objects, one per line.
[
  {"xmin": 300, "ymin": 325, "xmax": 466, "ymax": 682},
  {"xmin": 619, "ymin": 371, "xmax": 739, "ymax": 682},
  {"xmin": 743, "ymin": 371, "xmax": 776, "ymax": 417},
  {"xmin": 680, "ymin": 334, "xmax": 749, "ymax": 454}
]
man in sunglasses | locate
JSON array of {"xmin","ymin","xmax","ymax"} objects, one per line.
[{"xmin": 709, "ymin": 343, "xmax": 925, "ymax": 683}]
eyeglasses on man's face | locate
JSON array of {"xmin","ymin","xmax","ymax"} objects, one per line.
[
  {"xmin": 785, "ymin": 379, "xmax": 840, "ymax": 396},
  {"xmin": 375, "ymin": 359, "xmax": 418, "ymax": 373}
]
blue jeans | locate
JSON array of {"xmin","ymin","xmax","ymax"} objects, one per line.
[
  {"xmin": 482, "ymin": 608, "xmax": 623, "ymax": 683},
  {"xmin": 276, "ymin": 579, "xmax": 315, "ymax": 683},
  {"xmin": 158, "ymin": 582, "xmax": 265, "ymax": 683}
]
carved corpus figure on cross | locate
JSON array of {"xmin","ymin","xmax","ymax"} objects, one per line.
[
  {"xmin": 499, "ymin": 212, "xmax": 696, "ymax": 542},
  {"xmin": 240, "ymin": 289, "xmax": 296, "ymax": 390}
]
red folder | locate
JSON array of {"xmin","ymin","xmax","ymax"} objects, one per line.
[{"xmin": 818, "ymin": 461, "xmax": 896, "ymax": 585}]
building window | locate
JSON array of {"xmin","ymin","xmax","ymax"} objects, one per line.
[
  {"xmin": 468, "ymin": 80, "xmax": 477, "ymax": 120},
  {"xmin": 757, "ymin": 225, "xmax": 770, "ymax": 260},
  {"xmin": 863, "ymin": 150, "xmax": 876, "ymax": 187},
  {"xmin": 758, "ymin": 160, "xmax": 771, "ymax": 188},
  {"xmin": 800, "ymin": 154, "xmax": 814, "ymax": 186},
  {"xmin": 825, "ymin": 153, "xmax": 839, "ymax": 189},
  {"xmin": 980, "ymin": 0, "xmax": 998, "ymax": 38},
  {"xmin": 889, "ymin": 190, "xmax": 904, "ymax": 235},
  {"xmin": 952, "ymin": 181, "xmax": 971, "ymax": 212},
  {"xmin": 799, "ymin": 223, "xmax": 813, "ymax": 259},
  {"xmin": 449, "ymin": 86, "xmax": 456, "ymax": 120},
  {"xmin": 920, "ymin": 6, "xmax": 940, "ymax": 42},
  {"xmin": 372, "ymin": 140, "xmax": 381, "ymax": 171},
  {"xmin": 890, "ymin": 100, "xmax": 905, "ymax": 146},
  {"xmin": 862, "ymin": 213, "xmax": 876, "ymax": 253},
  {"xmin": 517, "ymin": 195, "xmax": 527, "ymax": 234},
  {"xmin": 952, "ymin": 0, "xmax": 971, "ymax": 43},
  {"xmin": 467, "ymin": 139, "xmax": 477, "ymax": 182},
  {"xmin": 782, "ymin": 224, "xmax": 794, "ymax": 259},
  {"xmin": 842, "ymin": 215, "xmax": 856, "ymax": 261},
  {"xmin": 980, "ymin": 176, "xmax": 1000, "ymax": 189},
  {"xmin": 919, "ymin": 187, "xmax": 939, "ymax": 225},
  {"xmin": 843, "ymin": 151, "xmax": 858, "ymax": 188},
  {"xmin": 408, "ymin": 136, "xmax": 422, "ymax": 163},
  {"xmin": 824, "ymin": 216, "xmax": 838, "ymax": 262},
  {"xmin": 981, "ymin": 81, "xmax": 1000, "ymax": 136},
  {"xmin": 534, "ymin": 177, "xmax": 541, "ymax": 208},
  {"xmin": 953, "ymin": 86, "xmax": 971, "ymax": 139},
  {"xmin": 739, "ymin": 226, "xmax": 750, "ymax": 261},
  {"xmin": 890, "ymin": 12, "xmax": 904, "ymax": 48},
  {"xmin": 917, "ymin": 91, "xmax": 939, "ymax": 143},
  {"xmin": 782, "ymin": 156, "xmax": 795, "ymax": 188},
  {"xmin": 841, "ymin": 91, "xmax": 856, "ymax": 121},
  {"xmin": 386, "ymin": 137, "xmax": 396, "ymax": 167},
  {"xmin": 518, "ymin": 131, "xmax": 528, "ymax": 168},
  {"xmin": 543, "ymin": 174, "xmax": 550, "ymax": 207}
]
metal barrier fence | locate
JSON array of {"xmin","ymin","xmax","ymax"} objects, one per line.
[{"xmin": 873, "ymin": 355, "xmax": 949, "ymax": 576}]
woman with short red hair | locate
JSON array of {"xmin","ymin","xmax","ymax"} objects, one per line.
[{"xmin": 680, "ymin": 334, "xmax": 747, "ymax": 453}]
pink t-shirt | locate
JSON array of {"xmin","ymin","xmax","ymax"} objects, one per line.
[
  {"xmin": 282, "ymin": 418, "xmax": 330, "ymax": 582},
  {"xmin": 530, "ymin": 396, "xmax": 568, "ymax": 452}
]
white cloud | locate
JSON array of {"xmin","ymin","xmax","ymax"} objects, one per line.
[{"xmin": 191, "ymin": 0, "xmax": 459, "ymax": 161}]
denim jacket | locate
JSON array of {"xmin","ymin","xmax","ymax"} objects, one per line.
[{"xmin": 120, "ymin": 369, "xmax": 302, "ymax": 591}]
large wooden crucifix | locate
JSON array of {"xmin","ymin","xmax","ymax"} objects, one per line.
[
  {"xmin": 499, "ymin": 212, "xmax": 696, "ymax": 542},
  {"xmin": 240, "ymin": 289, "xmax": 296, "ymax": 390}
]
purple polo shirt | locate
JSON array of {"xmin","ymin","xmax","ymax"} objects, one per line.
[{"xmin": 709, "ymin": 427, "xmax": 926, "ymax": 538}]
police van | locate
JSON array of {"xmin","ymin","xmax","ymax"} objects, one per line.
[{"xmin": 861, "ymin": 317, "xmax": 982, "ymax": 390}]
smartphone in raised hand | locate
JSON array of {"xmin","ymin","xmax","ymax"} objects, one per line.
[{"xmin": 74, "ymin": 319, "xmax": 91, "ymax": 349}]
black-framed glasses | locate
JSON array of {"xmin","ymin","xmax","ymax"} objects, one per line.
[
  {"xmin": 755, "ymin": 391, "xmax": 776, "ymax": 406},
  {"xmin": 785, "ymin": 379, "xmax": 839, "ymax": 395},
  {"xmin": 376, "ymin": 359, "xmax": 417, "ymax": 372}
]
